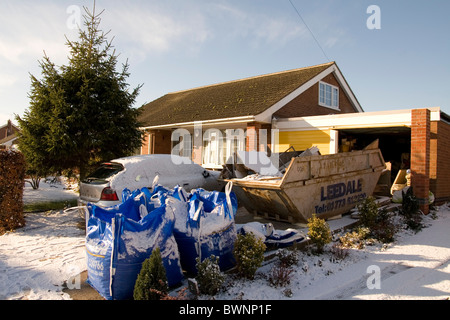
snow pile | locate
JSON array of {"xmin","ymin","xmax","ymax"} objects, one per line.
[
  {"xmin": 109, "ymin": 154, "xmax": 206, "ymax": 196},
  {"xmin": 0, "ymin": 210, "xmax": 85, "ymax": 300}
]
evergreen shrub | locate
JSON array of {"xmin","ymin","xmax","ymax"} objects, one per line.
[
  {"xmin": 133, "ymin": 248, "xmax": 168, "ymax": 300},
  {"xmin": 307, "ymin": 214, "xmax": 332, "ymax": 254},
  {"xmin": 0, "ymin": 150, "xmax": 26, "ymax": 235},
  {"xmin": 233, "ymin": 233, "xmax": 266, "ymax": 279},
  {"xmin": 195, "ymin": 255, "xmax": 224, "ymax": 295}
]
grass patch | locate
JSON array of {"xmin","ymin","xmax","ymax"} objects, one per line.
[{"xmin": 24, "ymin": 199, "xmax": 78, "ymax": 213}]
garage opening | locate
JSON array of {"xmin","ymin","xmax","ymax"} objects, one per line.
[{"xmin": 337, "ymin": 126, "xmax": 411, "ymax": 191}]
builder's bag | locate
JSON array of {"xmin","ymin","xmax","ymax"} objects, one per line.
[
  {"xmin": 169, "ymin": 182, "xmax": 238, "ymax": 275},
  {"xmin": 85, "ymin": 189, "xmax": 184, "ymax": 300}
]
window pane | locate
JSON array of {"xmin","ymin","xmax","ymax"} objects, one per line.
[
  {"xmin": 319, "ymin": 83, "xmax": 325, "ymax": 104},
  {"xmin": 325, "ymin": 85, "xmax": 332, "ymax": 106},
  {"xmin": 333, "ymin": 88, "xmax": 339, "ymax": 107}
]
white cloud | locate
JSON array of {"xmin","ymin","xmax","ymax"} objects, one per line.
[
  {"xmin": 94, "ymin": 1, "xmax": 309, "ymax": 61},
  {"xmin": 0, "ymin": 2, "xmax": 73, "ymax": 66},
  {"xmin": 96, "ymin": 2, "xmax": 212, "ymax": 61}
]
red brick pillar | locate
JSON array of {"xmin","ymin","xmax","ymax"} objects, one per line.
[
  {"xmin": 246, "ymin": 122, "xmax": 260, "ymax": 152},
  {"xmin": 410, "ymin": 109, "xmax": 430, "ymax": 215},
  {"xmin": 246, "ymin": 122, "xmax": 271, "ymax": 152},
  {"xmin": 192, "ymin": 124, "xmax": 203, "ymax": 165},
  {"xmin": 141, "ymin": 131, "xmax": 151, "ymax": 155}
]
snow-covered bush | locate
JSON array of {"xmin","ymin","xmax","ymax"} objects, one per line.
[
  {"xmin": 268, "ymin": 249, "xmax": 298, "ymax": 288},
  {"xmin": 233, "ymin": 232, "xmax": 266, "ymax": 279},
  {"xmin": 307, "ymin": 214, "xmax": 332, "ymax": 254},
  {"xmin": 330, "ymin": 242, "xmax": 350, "ymax": 261},
  {"xmin": 276, "ymin": 248, "xmax": 299, "ymax": 267},
  {"xmin": 195, "ymin": 255, "xmax": 224, "ymax": 295},
  {"xmin": 269, "ymin": 263, "xmax": 293, "ymax": 287}
]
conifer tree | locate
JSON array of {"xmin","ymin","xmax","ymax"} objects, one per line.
[
  {"xmin": 133, "ymin": 248, "xmax": 168, "ymax": 300},
  {"xmin": 17, "ymin": 3, "xmax": 143, "ymax": 180}
]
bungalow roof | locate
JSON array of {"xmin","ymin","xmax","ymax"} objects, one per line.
[{"xmin": 138, "ymin": 62, "xmax": 336, "ymax": 128}]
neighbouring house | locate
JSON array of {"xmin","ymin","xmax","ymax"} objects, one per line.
[
  {"xmin": 0, "ymin": 120, "xmax": 20, "ymax": 150},
  {"xmin": 138, "ymin": 62, "xmax": 363, "ymax": 168}
]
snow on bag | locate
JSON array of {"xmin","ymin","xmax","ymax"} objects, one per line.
[
  {"xmin": 85, "ymin": 187, "xmax": 184, "ymax": 300},
  {"xmin": 165, "ymin": 181, "xmax": 239, "ymax": 275}
]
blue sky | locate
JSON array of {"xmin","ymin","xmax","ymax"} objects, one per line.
[{"xmin": 0, "ymin": 0, "xmax": 449, "ymax": 126}]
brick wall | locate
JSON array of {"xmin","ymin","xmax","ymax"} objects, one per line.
[
  {"xmin": 273, "ymin": 73, "xmax": 357, "ymax": 118},
  {"xmin": 430, "ymin": 120, "xmax": 450, "ymax": 204},
  {"xmin": 410, "ymin": 109, "xmax": 430, "ymax": 214},
  {"xmin": 140, "ymin": 130, "xmax": 172, "ymax": 155}
]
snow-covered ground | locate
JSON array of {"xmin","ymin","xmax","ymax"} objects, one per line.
[
  {"xmin": 23, "ymin": 178, "xmax": 79, "ymax": 205},
  {"xmin": 0, "ymin": 179, "xmax": 449, "ymax": 300},
  {"xmin": 218, "ymin": 206, "xmax": 450, "ymax": 300}
]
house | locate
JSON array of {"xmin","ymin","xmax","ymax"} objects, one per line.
[
  {"xmin": 0, "ymin": 120, "xmax": 20, "ymax": 150},
  {"xmin": 137, "ymin": 62, "xmax": 450, "ymax": 215},
  {"xmin": 139, "ymin": 62, "xmax": 450, "ymax": 213},
  {"xmin": 138, "ymin": 61, "xmax": 363, "ymax": 168}
]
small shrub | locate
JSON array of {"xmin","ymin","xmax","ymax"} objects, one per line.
[
  {"xmin": 401, "ymin": 187, "xmax": 419, "ymax": 217},
  {"xmin": 371, "ymin": 208, "xmax": 396, "ymax": 243},
  {"xmin": 357, "ymin": 196, "xmax": 379, "ymax": 229},
  {"xmin": 339, "ymin": 227, "xmax": 370, "ymax": 249},
  {"xmin": 195, "ymin": 255, "xmax": 225, "ymax": 296},
  {"xmin": 357, "ymin": 197, "xmax": 397, "ymax": 243},
  {"xmin": 133, "ymin": 247, "xmax": 168, "ymax": 300},
  {"xmin": 276, "ymin": 248, "xmax": 299, "ymax": 267},
  {"xmin": 233, "ymin": 233, "xmax": 266, "ymax": 279},
  {"xmin": 159, "ymin": 287, "xmax": 188, "ymax": 300},
  {"xmin": 268, "ymin": 264, "xmax": 293, "ymax": 287},
  {"xmin": 400, "ymin": 187, "xmax": 423, "ymax": 232},
  {"xmin": 330, "ymin": 242, "xmax": 350, "ymax": 261},
  {"xmin": 307, "ymin": 214, "xmax": 332, "ymax": 254}
]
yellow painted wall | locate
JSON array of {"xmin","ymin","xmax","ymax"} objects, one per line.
[{"xmin": 276, "ymin": 130, "xmax": 331, "ymax": 154}]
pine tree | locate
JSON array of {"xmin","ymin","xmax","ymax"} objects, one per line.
[
  {"xmin": 133, "ymin": 248, "xmax": 168, "ymax": 300},
  {"xmin": 17, "ymin": 3, "xmax": 143, "ymax": 180}
]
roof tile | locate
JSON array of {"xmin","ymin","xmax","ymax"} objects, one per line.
[{"xmin": 138, "ymin": 62, "xmax": 334, "ymax": 127}]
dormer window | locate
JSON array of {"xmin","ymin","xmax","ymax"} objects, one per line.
[{"xmin": 319, "ymin": 81, "xmax": 339, "ymax": 110}]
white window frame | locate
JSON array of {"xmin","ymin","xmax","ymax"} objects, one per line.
[
  {"xmin": 202, "ymin": 129, "xmax": 224, "ymax": 167},
  {"xmin": 202, "ymin": 128, "xmax": 246, "ymax": 168},
  {"xmin": 319, "ymin": 81, "xmax": 340, "ymax": 111}
]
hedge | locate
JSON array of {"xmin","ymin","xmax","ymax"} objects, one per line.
[{"xmin": 0, "ymin": 150, "xmax": 26, "ymax": 234}]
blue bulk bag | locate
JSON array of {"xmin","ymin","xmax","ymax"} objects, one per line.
[
  {"xmin": 85, "ymin": 213, "xmax": 114, "ymax": 299},
  {"xmin": 85, "ymin": 188, "xmax": 184, "ymax": 300},
  {"xmin": 169, "ymin": 182, "xmax": 238, "ymax": 275}
]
